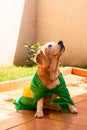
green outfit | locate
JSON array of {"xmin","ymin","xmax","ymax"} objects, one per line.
[{"xmin": 13, "ymin": 73, "xmax": 75, "ymax": 112}]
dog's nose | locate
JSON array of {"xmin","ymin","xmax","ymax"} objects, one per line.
[
  {"xmin": 58, "ymin": 41, "xmax": 63, "ymax": 46},
  {"xmin": 58, "ymin": 41, "xmax": 65, "ymax": 51}
]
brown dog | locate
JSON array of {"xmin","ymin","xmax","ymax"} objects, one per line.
[{"xmin": 35, "ymin": 41, "xmax": 78, "ymax": 118}]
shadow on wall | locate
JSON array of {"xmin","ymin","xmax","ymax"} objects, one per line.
[{"xmin": 13, "ymin": 0, "xmax": 37, "ymax": 66}]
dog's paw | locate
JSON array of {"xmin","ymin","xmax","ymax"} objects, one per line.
[
  {"xmin": 35, "ymin": 111, "xmax": 44, "ymax": 118},
  {"xmin": 68, "ymin": 104, "xmax": 78, "ymax": 114}
]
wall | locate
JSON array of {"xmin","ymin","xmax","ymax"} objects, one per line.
[
  {"xmin": 36, "ymin": 0, "xmax": 87, "ymax": 66},
  {"xmin": 0, "ymin": 0, "xmax": 87, "ymax": 66},
  {"xmin": 14, "ymin": 0, "xmax": 37, "ymax": 65},
  {"xmin": 0, "ymin": 0, "xmax": 37, "ymax": 66}
]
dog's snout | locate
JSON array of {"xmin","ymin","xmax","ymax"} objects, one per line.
[
  {"xmin": 58, "ymin": 41, "xmax": 63, "ymax": 46},
  {"xmin": 58, "ymin": 41, "xmax": 65, "ymax": 51}
]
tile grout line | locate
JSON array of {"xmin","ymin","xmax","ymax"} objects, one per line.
[
  {"xmin": 5, "ymin": 117, "xmax": 35, "ymax": 130},
  {"xmin": 75, "ymin": 98, "xmax": 87, "ymax": 104}
]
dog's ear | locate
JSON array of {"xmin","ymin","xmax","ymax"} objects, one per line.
[
  {"xmin": 36, "ymin": 49, "xmax": 49, "ymax": 67},
  {"xmin": 49, "ymin": 58, "xmax": 60, "ymax": 80},
  {"xmin": 50, "ymin": 58, "xmax": 60, "ymax": 71}
]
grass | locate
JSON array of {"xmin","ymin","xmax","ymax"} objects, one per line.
[
  {"xmin": 0, "ymin": 65, "xmax": 37, "ymax": 82},
  {"xmin": 63, "ymin": 65, "xmax": 87, "ymax": 69},
  {"xmin": 75, "ymin": 66, "xmax": 87, "ymax": 69},
  {"xmin": 0, "ymin": 65, "xmax": 87, "ymax": 82}
]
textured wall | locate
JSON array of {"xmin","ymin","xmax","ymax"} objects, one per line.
[
  {"xmin": 36, "ymin": 0, "xmax": 87, "ymax": 66},
  {"xmin": 14, "ymin": 0, "xmax": 37, "ymax": 65},
  {"xmin": 0, "ymin": 0, "xmax": 87, "ymax": 66}
]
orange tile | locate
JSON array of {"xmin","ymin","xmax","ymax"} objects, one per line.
[
  {"xmin": 62, "ymin": 124, "xmax": 87, "ymax": 130},
  {"xmin": 77, "ymin": 100, "xmax": 87, "ymax": 109},
  {"xmin": 0, "ymin": 77, "xmax": 31, "ymax": 92},
  {"xmin": 45, "ymin": 107, "xmax": 87, "ymax": 126},
  {"xmin": 0, "ymin": 109, "xmax": 34, "ymax": 130},
  {"xmin": 0, "ymin": 68, "xmax": 87, "ymax": 130},
  {"xmin": 9, "ymin": 118, "xmax": 87, "ymax": 130},
  {"xmin": 18, "ymin": 110, "xmax": 35, "ymax": 116},
  {"xmin": 9, "ymin": 118, "xmax": 65, "ymax": 130},
  {"xmin": 72, "ymin": 68, "xmax": 87, "ymax": 77},
  {"xmin": 45, "ymin": 109, "xmax": 78, "ymax": 122},
  {"xmin": 73, "ymin": 93, "xmax": 87, "ymax": 104}
]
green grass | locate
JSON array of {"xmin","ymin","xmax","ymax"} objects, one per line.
[
  {"xmin": 0, "ymin": 65, "xmax": 87, "ymax": 82},
  {"xmin": 63, "ymin": 65, "xmax": 87, "ymax": 69},
  {"xmin": 0, "ymin": 65, "xmax": 37, "ymax": 82},
  {"xmin": 75, "ymin": 66, "xmax": 87, "ymax": 69}
]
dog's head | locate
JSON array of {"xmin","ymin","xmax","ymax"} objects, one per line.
[{"xmin": 36, "ymin": 41, "xmax": 65, "ymax": 70}]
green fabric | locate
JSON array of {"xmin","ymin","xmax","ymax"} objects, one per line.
[{"xmin": 13, "ymin": 73, "xmax": 75, "ymax": 112}]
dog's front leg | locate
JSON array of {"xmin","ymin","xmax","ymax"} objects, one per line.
[
  {"xmin": 68, "ymin": 104, "xmax": 78, "ymax": 114},
  {"xmin": 35, "ymin": 98, "xmax": 44, "ymax": 118}
]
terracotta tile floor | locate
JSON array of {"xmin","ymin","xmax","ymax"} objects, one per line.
[{"xmin": 0, "ymin": 74, "xmax": 87, "ymax": 130}]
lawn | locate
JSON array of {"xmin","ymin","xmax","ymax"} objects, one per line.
[
  {"xmin": 0, "ymin": 65, "xmax": 37, "ymax": 82},
  {"xmin": 0, "ymin": 65, "xmax": 87, "ymax": 82}
]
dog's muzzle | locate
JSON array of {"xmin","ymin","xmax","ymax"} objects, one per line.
[{"xmin": 58, "ymin": 41, "xmax": 65, "ymax": 51}]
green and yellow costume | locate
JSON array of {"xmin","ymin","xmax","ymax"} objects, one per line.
[{"xmin": 13, "ymin": 73, "xmax": 75, "ymax": 112}]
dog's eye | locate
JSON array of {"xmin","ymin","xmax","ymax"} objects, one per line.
[{"xmin": 48, "ymin": 44, "xmax": 52, "ymax": 47}]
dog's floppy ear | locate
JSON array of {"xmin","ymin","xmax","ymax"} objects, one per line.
[
  {"xmin": 36, "ymin": 49, "xmax": 49, "ymax": 67},
  {"xmin": 49, "ymin": 58, "xmax": 60, "ymax": 80},
  {"xmin": 50, "ymin": 57, "xmax": 60, "ymax": 71}
]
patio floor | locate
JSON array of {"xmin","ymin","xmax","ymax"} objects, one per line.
[{"xmin": 0, "ymin": 70, "xmax": 87, "ymax": 130}]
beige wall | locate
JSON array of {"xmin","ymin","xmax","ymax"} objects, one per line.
[
  {"xmin": 0, "ymin": 0, "xmax": 87, "ymax": 66},
  {"xmin": 36, "ymin": 0, "xmax": 87, "ymax": 66},
  {"xmin": 0, "ymin": 0, "xmax": 37, "ymax": 66},
  {"xmin": 14, "ymin": 0, "xmax": 37, "ymax": 65}
]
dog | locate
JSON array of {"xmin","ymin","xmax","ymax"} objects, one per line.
[
  {"xmin": 34, "ymin": 41, "xmax": 78, "ymax": 117},
  {"xmin": 14, "ymin": 41, "xmax": 78, "ymax": 118}
]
